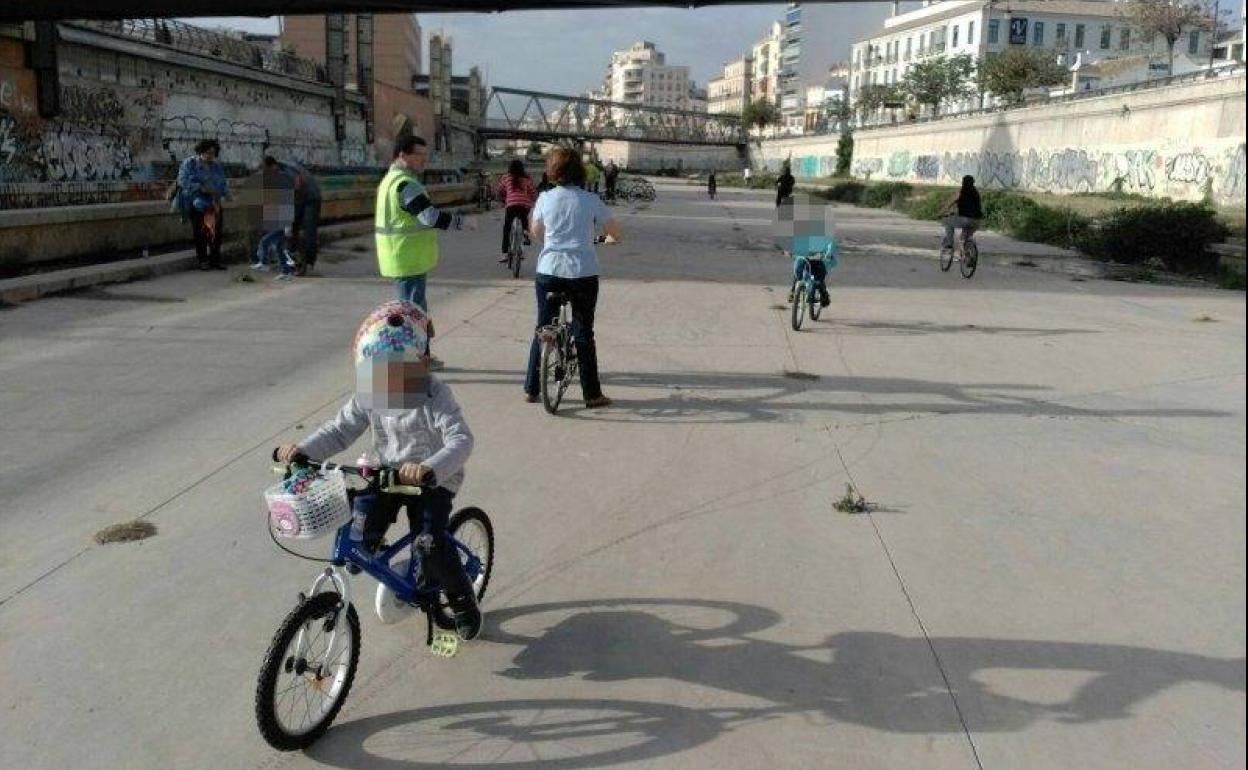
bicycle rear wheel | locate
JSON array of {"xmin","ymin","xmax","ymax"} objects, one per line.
[
  {"xmin": 790, "ymin": 280, "xmax": 805, "ymax": 331},
  {"xmin": 960, "ymin": 240, "xmax": 979, "ymax": 278},
  {"xmin": 540, "ymin": 337, "xmax": 565, "ymax": 414},
  {"xmin": 809, "ymin": 283, "xmax": 822, "ymax": 321},
  {"xmin": 508, "ymin": 219, "xmax": 524, "ymax": 278},
  {"xmin": 255, "ymin": 592, "xmax": 360, "ymax": 751}
]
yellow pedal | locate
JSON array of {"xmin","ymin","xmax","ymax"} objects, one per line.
[{"xmin": 430, "ymin": 631, "xmax": 460, "ymax": 658}]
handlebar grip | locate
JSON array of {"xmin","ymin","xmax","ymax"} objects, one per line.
[{"xmin": 386, "ymin": 484, "xmax": 425, "ymax": 496}]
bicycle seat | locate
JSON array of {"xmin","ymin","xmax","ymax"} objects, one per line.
[{"xmin": 545, "ymin": 291, "xmax": 568, "ymax": 304}]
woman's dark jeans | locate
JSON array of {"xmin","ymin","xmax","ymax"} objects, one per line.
[
  {"xmin": 524, "ymin": 274, "xmax": 603, "ymax": 400},
  {"xmin": 501, "ymin": 205, "xmax": 531, "ymax": 253}
]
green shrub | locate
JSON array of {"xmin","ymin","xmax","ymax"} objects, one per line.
[
  {"xmin": 979, "ymin": 191, "xmax": 1089, "ymax": 249},
  {"xmin": 902, "ymin": 190, "xmax": 950, "ymax": 220},
  {"xmin": 825, "ymin": 181, "xmax": 866, "ymax": 203},
  {"xmin": 1081, "ymin": 202, "xmax": 1230, "ymax": 273},
  {"xmin": 748, "ymin": 171, "xmax": 777, "ymax": 190},
  {"xmin": 861, "ymin": 181, "xmax": 913, "ymax": 208}
]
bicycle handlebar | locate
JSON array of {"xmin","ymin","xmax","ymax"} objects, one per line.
[{"xmin": 271, "ymin": 449, "xmax": 432, "ymax": 494}]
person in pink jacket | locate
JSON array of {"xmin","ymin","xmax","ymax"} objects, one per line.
[{"xmin": 495, "ymin": 159, "xmax": 538, "ymax": 262}]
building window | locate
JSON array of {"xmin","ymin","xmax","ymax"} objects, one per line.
[
  {"xmin": 1188, "ymin": 30, "xmax": 1200, "ymax": 55},
  {"xmin": 1075, "ymin": 24, "xmax": 1085, "ymax": 48},
  {"xmin": 1120, "ymin": 28, "xmax": 1130, "ymax": 50},
  {"xmin": 1100, "ymin": 24, "xmax": 1111, "ymax": 49},
  {"xmin": 988, "ymin": 19, "xmax": 1000, "ymax": 44},
  {"xmin": 953, "ymin": 25, "xmax": 960, "ymax": 47},
  {"xmin": 1033, "ymin": 21, "xmax": 1044, "ymax": 45},
  {"xmin": 905, "ymin": 37, "xmax": 912, "ymax": 60},
  {"xmin": 1056, "ymin": 23, "xmax": 1067, "ymax": 44},
  {"xmin": 968, "ymin": 21, "xmax": 975, "ymax": 45}
]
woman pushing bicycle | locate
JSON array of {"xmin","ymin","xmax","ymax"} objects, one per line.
[{"xmin": 275, "ymin": 300, "xmax": 482, "ymax": 640}]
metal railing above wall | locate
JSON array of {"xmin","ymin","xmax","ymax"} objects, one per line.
[{"xmin": 68, "ymin": 19, "xmax": 328, "ymax": 83}]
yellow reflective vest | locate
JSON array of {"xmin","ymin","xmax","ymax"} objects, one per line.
[{"xmin": 375, "ymin": 165, "xmax": 439, "ymax": 278}]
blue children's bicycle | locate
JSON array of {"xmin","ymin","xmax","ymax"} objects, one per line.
[
  {"xmin": 254, "ymin": 451, "xmax": 494, "ymax": 751},
  {"xmin": 788, "ymin": 251, "xmax": 824, "ymax": 331}
]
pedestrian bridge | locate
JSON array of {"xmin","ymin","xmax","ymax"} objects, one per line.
[{"xmin": 477, "ymin": 87, "xmax": 748, "ymax": 148}]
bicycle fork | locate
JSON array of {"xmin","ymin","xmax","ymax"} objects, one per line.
[{"xmin": 291, "ymin": 567, "xmax": 353, "ymax": 674}]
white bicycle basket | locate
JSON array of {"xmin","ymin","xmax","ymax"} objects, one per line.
[{"xmin": 264, "ymin": 468, "xmax": 351, "ymax": 540}]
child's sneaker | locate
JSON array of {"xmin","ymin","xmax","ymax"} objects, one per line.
[
  {"xmin": 448, "ymin": 592, "xmax": 482, "ymax": 640},
  {"xmin": 250, "ymin": 261, "xmax": 268, "ymax": 271},
  {"xmin": 275, "ymin": 272, "xmax": 293, "ymax": 282}
]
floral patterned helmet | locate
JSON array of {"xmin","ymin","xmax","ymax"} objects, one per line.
[{"xmin": 352, "ymin": 301, "xmax": 430, "ymax": 365}]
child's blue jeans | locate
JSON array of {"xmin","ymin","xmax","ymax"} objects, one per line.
[{"xmin": 256, "ymin": 231, "xmax": 293, "ymax": 274}]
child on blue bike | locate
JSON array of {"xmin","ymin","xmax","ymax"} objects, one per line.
[
  {"xmin": 275, "ymin": 300, "xmax": 481, "ymax": 640},
  {"xmin": 777, "ymin": 194, "xmax": 840, "ymax": 307}
]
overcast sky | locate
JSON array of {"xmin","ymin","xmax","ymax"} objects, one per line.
[{"xmin": 191, "ymin": 3, "xmax": 893, "ymax": 94}]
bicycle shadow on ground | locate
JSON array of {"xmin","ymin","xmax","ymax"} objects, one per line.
[
  {"xmin": 439, "ymin": 367, "xmax": 1230, "ymax": 425},
  {"xmin": 485, "ymin": 598, "xmax": 1245, "ymax": 735},
  {"xmin": 306, "ymin": 598, "xmax": 1244, "ymax": 769}
]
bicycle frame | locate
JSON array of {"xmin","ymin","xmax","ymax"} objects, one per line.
[{"xmin": 796, "ymin": 258, "xmax": 820, "ymax": 301}]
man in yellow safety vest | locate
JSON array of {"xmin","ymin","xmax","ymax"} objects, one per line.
[{"xmin": 375, "ymin": 135, "xmax": 475, "ymax": 312}]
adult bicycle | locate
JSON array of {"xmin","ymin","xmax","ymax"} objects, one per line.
[
  {"xmin": 537, "ymin": 291, "xmax": 579, "ymax": 414},
  {"xmin": 254, "ymin": 452, "xmax": 494, "ymax": 751},
  {"xmin": 504, "ymin": 216, "xmax": 525, "ymax": 279},
  {"xmin": 940, "ymin": 224, "xmax": 979, "ymax": 279}
]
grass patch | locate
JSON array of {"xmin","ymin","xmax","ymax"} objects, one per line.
[
  {"xmin": 94, "ymin": 520, "xmax": 158, "ymax": 544},
  {"xmin": 1194, "ymin": 315, "xmax": 1217, "ymax": 322},
  {"xmin": 1014, "ymin": 260, "xmax": 1037, "ymax": 268},
  {"xmin": 832, "ymin": 484, "xmax": 872, "ymax": 514},
  {"xmin": 1215, "ymin": 266, "xmax": 1247, "ymax": 290},
  {"xmin": 235, "ymin": 273, "xmax": 256, "ymax": 283},
  {"xmin": 769, "ymin": 304, "xmax": 788, "ymax": 311}
]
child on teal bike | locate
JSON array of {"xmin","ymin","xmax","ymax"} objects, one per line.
[
  {"xmin": 777, "ymin": 194, "xmax": 840, "ymax": 307},
  {"xmin": 275, "ymin": 300, "xmax": 482, "ymax": 639}
]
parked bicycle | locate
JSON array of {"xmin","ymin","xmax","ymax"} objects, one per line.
[
  {"xmin": 254, "ymin": 452, "xmax": 494, "ymax": 751},
  {"xmin": 939, "ymin": 226, "xmax": 979, "ymax": 279},
  {"xmin": 788, "ymin": 250, "xmax": 824, "ymax": 331}
]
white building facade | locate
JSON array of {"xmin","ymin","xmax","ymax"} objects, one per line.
[
  {"xmin": 708, "ymin": 56, "xmax": 753, "ymax": 115},
  {"xmin": 849, "ymin": 0, "xmax": 1215, "ymax": 118}
]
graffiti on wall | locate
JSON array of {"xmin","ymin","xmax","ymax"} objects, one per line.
[{"xmin": 838, "ymin": 144, "xmax": 1243, "ymax": 204}]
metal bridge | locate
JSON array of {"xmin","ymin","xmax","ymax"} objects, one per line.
[{"xmin": 477, "ymin": 87, "xmax": 747, "ymax": 148}]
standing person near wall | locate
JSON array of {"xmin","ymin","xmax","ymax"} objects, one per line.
[
  {"xmin": 707, "ymin": 170, "xmax": 718, "ymax": 200},
  {"xmin": 583, "ymin": 158, "xmax": 602, "ymax": 194},
  {"xmin": 743, "ymin": 166, "xmax": 752, "ymax": 185},
  {"xmin": 263, "ymin": 156, "xmax": 323, "ymax": 276},
  {"xmin": 604, "ymin": 160, "xmax": 619, "ymax": 202},
  {"xmin": 775, "ymin": 162, "xmax": 795, "ymax": 207},
  {"xmin": 374, "ymin": 135, "xmax": 476, "ymax": 334},
  {"xmin": 176, "ymin": 139, "xmax": 230, "ymax": 270}
]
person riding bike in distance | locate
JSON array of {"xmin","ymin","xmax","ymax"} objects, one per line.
[
  {"xmin": 275, "ymin": 300, "xmax": 482, "ymax": 640},
  {"xmin": 496, "ymin": 159, "xmax": 537, "ymax": 263},
  {"xmin": 776, "ymin": 194, "xmax": 840, "ymax": 307},
  {"xmin": 940, "ymin": 175, "xmax": 983, "ymax": 253}
]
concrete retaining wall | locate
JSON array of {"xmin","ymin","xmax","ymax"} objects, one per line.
[
  {"xmin": 0, "ymin": 178, "xmax": 472, "ymax": 272},
  {"xmin": 0, "ymin": 25, "xmax": 371, "ymax": 209},
  {"xmin": 753, "ymin": 71, "xmax": 1246, "ymax": 207},
  {"xmin": 596, "ymin": 140, "xmax": 742, "ymax": 173}
]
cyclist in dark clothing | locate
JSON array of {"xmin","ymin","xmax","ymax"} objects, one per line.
[
  {"xmin": 940, "ymin": 175, "xmax": 983, "ymax": 253},
  {"xmin": 776, "ymin": 164, "xmax": 796, "ymax": 207},
  {"xmin": 707, "ymin": 170, "xmax": 717, "ymax": 200}
]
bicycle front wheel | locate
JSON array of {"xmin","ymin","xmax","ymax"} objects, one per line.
[
  {"xmin": 790, "ymin": 281, "xmax": 805, "ymax": 331},
  {"xmin": 540, "ymin": 339, "xmax": 565, "ymax": 414},
  {"xmin": 431, "ymin": 507, "xmax": 496, "ymax": 631},
  {"xmin": 255, "ymin": 592, "xmax": 360, "ymax": 751},
  {"xmin": 960, "ymin": 240, "xmax": 979, "ymax": 278}
]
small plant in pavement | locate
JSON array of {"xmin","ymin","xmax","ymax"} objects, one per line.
[{"xmin": 833, "ymin": 484, "xmax": 872, "ymax": 514}]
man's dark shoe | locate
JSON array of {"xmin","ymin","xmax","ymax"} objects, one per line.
[{"xmin": 819, "ymin": 291, "xmax": 831, "ymax": 308}]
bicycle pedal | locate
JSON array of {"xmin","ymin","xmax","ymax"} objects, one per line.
[{"xmin": 429, "ymin": 631, "xmax": 460, "ymax": 658}]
